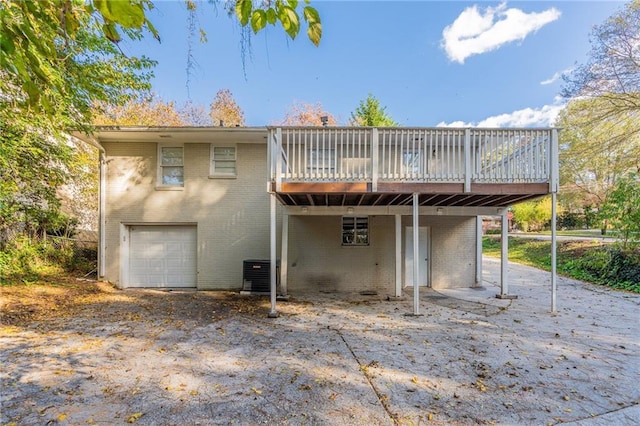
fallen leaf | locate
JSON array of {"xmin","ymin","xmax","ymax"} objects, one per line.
[
  {"xmin": 411, "ymin": 376, "xmax": 419, "ymax": 384},
  {"xmin": 190, "ymin": 390, "xmax": 199, "ymax": 396},
  {"xmin": 57, "ymin": 413, "xmax": 67, "ymax": 421},
  {"xmin": 250, "ymin": 387, "xmax": 262, "ymax": 395},
  {"xmin": 127, "ymin": 412, "xmax": 144, "ymax": 423}
]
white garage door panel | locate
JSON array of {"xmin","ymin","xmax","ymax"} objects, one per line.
[{"xmin": 129, "ymin": 226, "xmax": 197, "ymax": 288}]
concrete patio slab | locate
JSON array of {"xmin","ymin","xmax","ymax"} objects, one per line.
[{"xmin": 1, "ymin": 256, "xmax": 638, "ymax": 425}]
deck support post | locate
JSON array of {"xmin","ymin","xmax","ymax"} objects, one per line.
[
  {"xmin": 395, "ymin": 214, "xmax": 402, "ymax": 298},
  {"xmin": 550, "ymin": 129, "xmax": 559, "ymax": 313},
  {"xmin": 275, "ymin": 128, "xmax": 283, "ymax": 192},
  {"xmin": 551, "ymin": 192, "xmax": 557, "ymax": 313},
  {"xmin": 280, "ymin": 212, "xmax": 289, "ymax": 297},
  {"xmin": 412, "ymin": 193, "xmax": 421, "ymax": 315},
  {"xmin": 476, "ymin": 215, "xmax": 483, "ymax": 286},
  {"xmin": 268, "ymin": 193, "xmax": 278, "ymax": 318},
  {"xmin": 496, "ymin": 210, "xmax": 517, "ymax": 299}
]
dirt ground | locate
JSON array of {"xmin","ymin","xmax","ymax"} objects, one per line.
[{"xmin": 1, "ymin": 258, "xmax": 639, "ymax": 425}]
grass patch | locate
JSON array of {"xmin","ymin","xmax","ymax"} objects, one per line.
[{"xmin": 483, "ymin": 237, "xmax": 640, "ymax": 293}]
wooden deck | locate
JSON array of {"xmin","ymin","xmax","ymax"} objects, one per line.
[{"xmin": 268, "ymin": 127, "xmax": 558, "ymax": 208}]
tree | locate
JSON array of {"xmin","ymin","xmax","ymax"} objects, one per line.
[
  {"xmin": 350, "ymin": 94, "xmax": 399, "ymax": 126},
  {"xmin": 599, "ymin": 173, "xmax": 640, "ymax": 248},
  {"xmin": 556, "ymin": 98, "xmax": 640, "ymax": 232},
  {"xmin": 276, "ymin": 101, "xmax": 338, "ymax": 126},
  {"xmin": 1, "ymin": 1, "xmax": 157, "ymax": 243},
  {"xmin": 209, "ymin": 89, "xmax": 246, "ymax": 127},
  {"xmin": 93, "ymin": 95, "xmax": 185, "ymax": 126},
  {"xmin": 180, "ymin": 101, "xmax": 212, "ymax": 126},
  {"xmin": 0, "ymin": 0, "xmax": 322, "ymax": 249},
  {"xmin": 1, "ymin": 1, "xmax": 157, "ymax": 131},
  {"xmin": 562, "ymin": 1, "xmax": 640, "ymax": 123},
  {"xmin": 511, "ymin": 197, "xmax": 554, "ymax": 232},
  {"xmin": 1, "ymin": 1, "xmax": 322, "ymax": 121}
]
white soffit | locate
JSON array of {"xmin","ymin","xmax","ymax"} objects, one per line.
[{"xmin": 89, "ymin": 126, "xmax": 269, "ymax": 144}]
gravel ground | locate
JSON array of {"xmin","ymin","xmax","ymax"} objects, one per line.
[{"xmin": 1, "ymin": 257, "xmax": 639, "ymax": 425}]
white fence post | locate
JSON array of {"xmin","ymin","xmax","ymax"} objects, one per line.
[
  {"xmin": 372, "ymin": 128, "xmax": 379, "ymax": 192},
  {"xmin": 275, "ymin": 127, "xmax": 283, "ymax": 192},
  {"xmin": 464, "ymin": 128, "xmax": 471, "ymax": 192}
]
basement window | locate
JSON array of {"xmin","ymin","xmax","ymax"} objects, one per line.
[{"xmin": 342, "ymin": 216, "xmax": 369, "ymax": 246}]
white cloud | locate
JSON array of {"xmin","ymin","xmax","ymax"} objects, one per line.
[
  {"xmin": 540, "ymin": 67, "xmax": 574, "ymax": 85},
  {"xmin": 436, "ymin": 99, "xmax": 566, "ymax": 128},
  {"xmin": 442, "ymin": 2, "xmax": 561, "ymax": 64}
]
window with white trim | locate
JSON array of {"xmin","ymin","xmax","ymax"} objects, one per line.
[
  {"xmin": 210, "ymin": 146, "xmax": 237, "ymax": 177},
  {"xmin": 402, "ymin": 150, "xmax": 424, "ymax": 175},
  {"xmin": 342, "ymin": 216, "xmax": 369, "ymax": 246},
  {"xmin": 158, "ymin": 144, "xmax": 184, "ymax": 186},
  {"xmin": 307, "ymin": 148, "xmax": 335, "ymax": 176}
]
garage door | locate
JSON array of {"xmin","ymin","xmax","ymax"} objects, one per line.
[{"xmin": 128, "ymin": 225, "xmax": 197, "ymax": 288}]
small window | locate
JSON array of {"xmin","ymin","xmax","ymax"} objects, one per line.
[
  {"xmin": 158, "ymin": 145, "xmax": 184, "ymax": 186},
  {"xmin": 342, "ymin": 216, "xmax": 369, "ymax": 246},
  {"xmin": 211, "ymin": 146, "xmax": 237, "ymax": 177},
  {"xmin": 403, "ymin": 151, "xmax": 424, "ymax": 175},
  {"xmin": 308, "ymin": 148, "xmax": 335, "ymax": 175}
]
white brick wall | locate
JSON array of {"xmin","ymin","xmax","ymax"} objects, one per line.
[
  {"xmin": 286, "ymin": 215, "xmax": 477, "ymax": 294},
  {"xmin": 411, "ymin": 216, "xmax": 477, "ymax": 289},
  {"xmin": 103, "ymin": 141, "xmax": 274, "ymax": 289},
  {"xmin": 287, "ymin": 216, "xmax": 396, "ymax": 294}
]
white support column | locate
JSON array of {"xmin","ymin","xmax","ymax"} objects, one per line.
[
  {"xmin": 268, "ymin": 194, "xmax": 278, "ymax": 318},
  {"xmin": 281, "ymin": 212, "xmax": 289, "ymax": 297},
  {"xmin": 412, "ymin": 193, "xmax": 420, "ymax": 315},
  {"xmin": 476, "ymin": 215, "xmax": 483, "ymax": 286},
  {"xmin": 551, "ymin": 192, "xmax": 558, "ymax": 313},
  {"xmin": 267, "ymin": 129, "xmax": 272, "ymax": 185},
  {"xmin": 395, "ymin": 214, "xmax": 402, "ymax": 298},
  {"xmin": 501, "ymin": 211, "xmax": 508, "ymax": 295},
  {"xmin": 496, "ymin": 210, "xmax": 516, "ymax": 299}
]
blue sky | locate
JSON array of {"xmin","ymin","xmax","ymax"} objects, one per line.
[{"xmin": 123, "ymin": 1, "xmax": 624, "ymax": 127}]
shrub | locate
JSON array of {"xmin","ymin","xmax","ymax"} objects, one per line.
[
  {"xmin": 602, "ymin": 248, "xmax": 640, "ymax": 290},
  {"xmin": 0, "ymin": 236, "xmax": 96, "ymax": 284},
  {"xmin": 482, "ymin": 237, "xmax": 640, "ymax": 294}
]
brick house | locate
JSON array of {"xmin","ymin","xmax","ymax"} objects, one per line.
[{"xmin": 74, "ymin": 126, "xmax": 560, "ymax": 315}]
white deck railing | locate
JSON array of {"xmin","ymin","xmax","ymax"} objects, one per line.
[{"xmin": 269, "ymin": 127, "xmax": 558, "ymax": 192}]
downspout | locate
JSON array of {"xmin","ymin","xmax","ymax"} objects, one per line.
[{"xmin": 98, "ymin": 150, "xmax": 106, "ymax": 279}]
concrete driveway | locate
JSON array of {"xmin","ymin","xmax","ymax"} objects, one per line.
[{"xmin": 1, "ymin": 257, "xmax": 638, "ymax": 425}]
